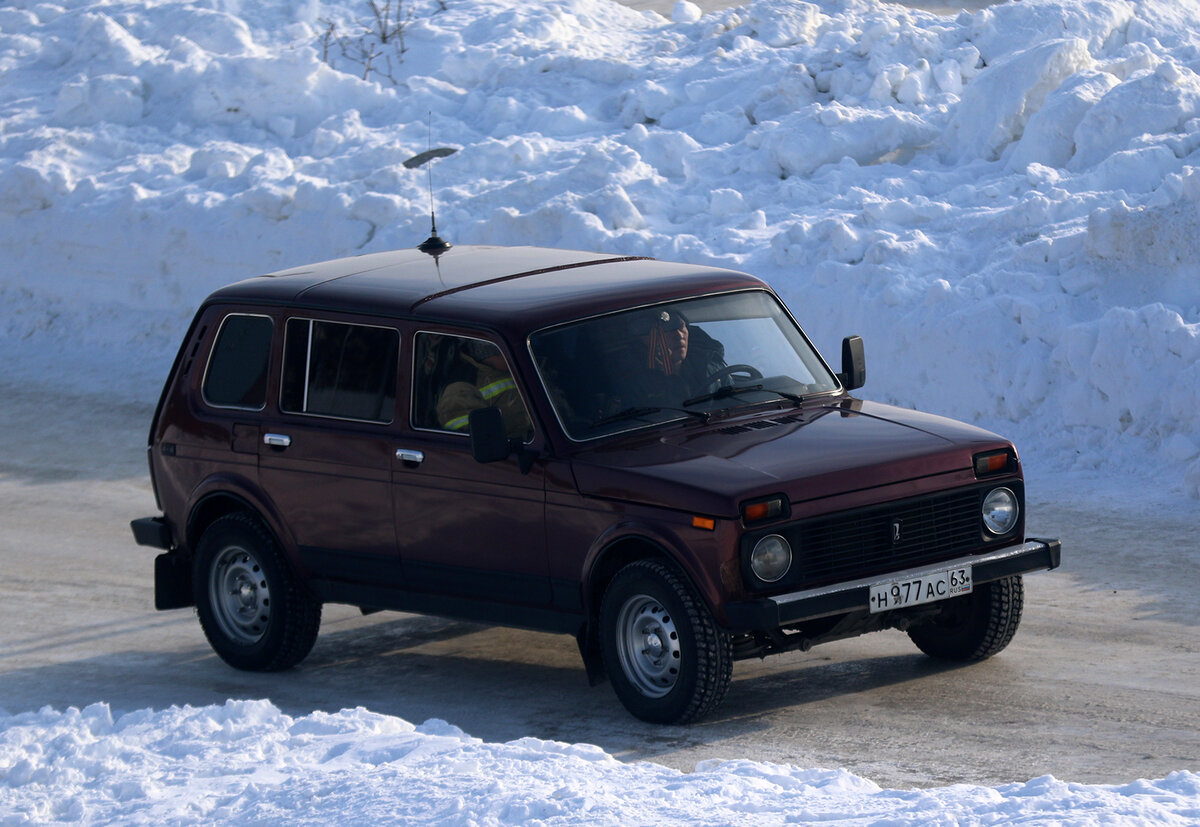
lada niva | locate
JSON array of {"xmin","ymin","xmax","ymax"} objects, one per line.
[{"xmin": 132, "ymin": 243, "xmax": 1061, "ymax": 723}]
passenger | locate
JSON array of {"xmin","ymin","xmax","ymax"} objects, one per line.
[{"xmin": 436, "ymin": 340, "xmax": 532, "ymax": 440}]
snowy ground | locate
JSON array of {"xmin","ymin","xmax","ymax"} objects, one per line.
[
  {"xmin": 2, "ymin": 700, "xmax": 1198, "ymax": 825},
  {"xmin": 2, "ymin": 0, "xmax": 1199, "ymax": 822}
]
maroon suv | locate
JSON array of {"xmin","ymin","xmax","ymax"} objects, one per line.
[{"xmin": 131, "ymin": 244, "xmax": 1060, "ymax": 723}]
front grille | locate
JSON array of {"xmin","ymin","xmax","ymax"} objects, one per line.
[
  {"xmin": 797, "ymin": 488, "xmax": 982, "ymax": 587},
  {"xmin": 743, "ymin": 483, "xmax": 1022, "ymax": 592}
]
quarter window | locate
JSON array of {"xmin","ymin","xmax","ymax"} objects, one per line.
[
  {"xmin": 281, "ymin": 318, "xmax": 399, "ymax": 423},
  {"xmin": 202, "ymin": 313, "xmax": 273, "ymax": 410}
]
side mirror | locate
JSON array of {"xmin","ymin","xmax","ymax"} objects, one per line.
[
  {"xmin": 839, "ymin": 335, "xmax": 865, "ymax": 391},
  {"xmin": 469, "ymin": 407, "xmax": 509, "ymax": 463}
]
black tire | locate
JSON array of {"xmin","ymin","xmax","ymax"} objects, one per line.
[
  {"xmin": 599, "ymin": 559, "xmax": 732, "ymax": 724},
  {"xmin": 192, "ymin": 512, "xmax": 321, "ymax": 671},
  {"xmin": 907, "ymin": 574, "xmax": 1024, "ymax": 661}
]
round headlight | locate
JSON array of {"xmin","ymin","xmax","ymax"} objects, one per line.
[
  {"xmin": 750, "ymin": 534, "xmax": 792, "ymax": 583},
  {"xmin": 982, "ymin": 487, "xmax": 1019, "ymax": 535}
]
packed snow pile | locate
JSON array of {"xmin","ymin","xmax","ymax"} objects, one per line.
[
  {"xmin": 1, "ymin": 700, "xmax": 1198, "ymax": 824},
  {"xmin": 2, "ymin": 0, "xmax": 1199, "ymax": 495}
]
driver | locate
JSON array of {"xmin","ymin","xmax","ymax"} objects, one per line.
[{"xmin": 617, "ymin": 308, "xmax": 727, "ymax": 407}]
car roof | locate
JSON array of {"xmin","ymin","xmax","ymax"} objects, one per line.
[{"xmin": 205, "ymin": 245, "xmax": 767, "ymax": 335}]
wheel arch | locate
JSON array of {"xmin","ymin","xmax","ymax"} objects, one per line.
[
  {"xmin": 582, "ymin": 520, "xmax": 725, "ymax": 619},
  {"xmin": 585, "ymin": 534, "xmax": 676, "ymax": 619},
  {"xmin": 576, "ymin": 528, "xmax": 718, "ymax": 688},
  {"xmin": 186, "ymin": 488, "xmax": 293, "ymax": 568}
]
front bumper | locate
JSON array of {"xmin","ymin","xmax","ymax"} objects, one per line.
[{"xmin": 724, "ymin": 537, "xmax": 1061, "ymax": 632}]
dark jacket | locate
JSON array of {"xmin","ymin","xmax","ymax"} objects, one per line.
[{"xmin": 615, "ymin": 325, "xmax": 726, "ymax": 409}]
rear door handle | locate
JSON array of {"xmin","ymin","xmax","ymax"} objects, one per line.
[
  {"xmin": 263, "ymin": 433, "xmax": 292, "ymax": 448},
  {"xmin": 395, "ymin": 448, "xmax": 424, "ymax": 465}
]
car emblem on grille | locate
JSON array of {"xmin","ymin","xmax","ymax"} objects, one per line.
[{"xmin": 891, "ymin": 519, "xmax": 902, "ymax": 544}]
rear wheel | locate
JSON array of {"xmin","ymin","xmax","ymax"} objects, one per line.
[
  {"xmin": 600, "ymin": 559, "xmax": 732, "ymax": 724},
  {"xmin": 907, "ymin": 574, "xmax": 1024, "ymax": 661},
  {"xmin": 193, "ymin": 513, "xmax": 321, "ymax": 671}
]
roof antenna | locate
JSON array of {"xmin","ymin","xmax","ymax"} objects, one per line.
[{"xmin": 404, "ymin": 113, "xmax": 457, "ymax": 257}]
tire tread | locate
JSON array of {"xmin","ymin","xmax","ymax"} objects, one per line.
[
  {"xmin": 194, "ymin": 512, "xmax": 321, "ymax": 672},
  {"xmin": 602, "ymin": 559, "xmax": 732, "ymax": 724},
  {"xmin": 908, "ymin": 574, "xmax": 1024, "ymax": 661}
]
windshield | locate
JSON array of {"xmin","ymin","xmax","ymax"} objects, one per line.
[{"xmin": 529, "ymin": 290, "xmax": 840, "ymax": 440}]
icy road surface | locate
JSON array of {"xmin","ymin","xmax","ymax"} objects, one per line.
[{"xmin": 1, "ymin": 380, "xmax": 1197, "ymax": 790}]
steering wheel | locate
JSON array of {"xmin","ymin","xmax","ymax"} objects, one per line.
[{"xmin": 705, "ymin": 363, "xmax": 763, "ymax": 385}]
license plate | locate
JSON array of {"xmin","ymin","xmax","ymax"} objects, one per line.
[{"xmin": 868, "ymin": 565, "xmax": 972, "ymax": 613}]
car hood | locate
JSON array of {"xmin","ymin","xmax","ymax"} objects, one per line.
[{"xmin": 569, "ymin": 399, "xmax": 1011, "ymax": 517}]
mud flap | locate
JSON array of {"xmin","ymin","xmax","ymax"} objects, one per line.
[
  {"xmin": 576, "ymin": 623, "xmax": 608, "ymax": 687},
  {"xmin": 154, "ymin": 552, "xmax": 194, "ymax": 610}
]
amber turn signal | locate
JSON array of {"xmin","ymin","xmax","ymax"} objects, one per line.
[
  {"xmin": 741, "ymin": 496, "xmax": 788, "ymax": 524},
  {"xmin": 973, "ymin": 449, "xmax": 1015, "ymax": 477}
]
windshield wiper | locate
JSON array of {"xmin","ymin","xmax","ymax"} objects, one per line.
[
  {"xmin": 757, "ymin": 387, "xmax": 807, "ymax": 405},
  {"xmin": 683, "ymin": 384, "xmax": 764, "ymax": 407},
  {"xmin": 683, "ymin": 384, "xmax": 807, "ymax": 408},
  {"xmin": 588, "ymin": 405, "xmax": 710, "ymax": 431}
]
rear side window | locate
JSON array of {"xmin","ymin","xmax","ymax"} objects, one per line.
[
  {"xmin": 280, "ymin": 318, "xmax": 399, "ymax": 423},
  {"xmin": 202, "ymin": 313, "xmax": 273, "ymax": 410}
]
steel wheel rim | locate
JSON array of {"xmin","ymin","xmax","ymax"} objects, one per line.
[
  {"xmin": 615, "ymin": 594, "xmax": 681, "ymax": 698},
  {"xmin": 209, "ymin": 544, "xmax": 271, "ymax": 645}
]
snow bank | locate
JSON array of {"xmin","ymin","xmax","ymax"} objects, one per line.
[
  {"xmin": 2, "ymin": 0, "xmax": 1199, "ymax": 495},
  {"xmin": 2, "ymin": 701, "xmax": 1198, "ymax": 824}
]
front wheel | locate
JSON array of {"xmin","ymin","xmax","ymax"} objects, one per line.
[
  {"xmin": 600, "ymin": 559, "xmax": 732, "ymax": 724},
  {"xmin": 193, "ymin": 513, "xmax": 321, "ymax": 671},
  {"xmin": 907, "ymin": 575, "xmax": 1024, "ymax": 661}
]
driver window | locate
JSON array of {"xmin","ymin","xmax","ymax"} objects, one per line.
[{"xmin": 412, "ymin": 333, "xmax": 533, "ymax": 442}]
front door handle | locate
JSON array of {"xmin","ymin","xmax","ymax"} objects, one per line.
[
  {"xmin": 263, "ymin": 433, "xmax": 292, "ymax": 448},
  {"xmin": 395, "ymin": 448, "xmax": 424, "ymax": 465}
]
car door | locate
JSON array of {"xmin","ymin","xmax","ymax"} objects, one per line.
[
  {"xmin": 390, "ymin": 329, "xmax": 550, "ymax": 605},
  {"xmin": 256, "ymin": 314, "xmax": 403, "ymax": 587}
]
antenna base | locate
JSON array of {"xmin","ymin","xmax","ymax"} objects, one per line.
[{"xmin": 418, "ymin": 234, "xmax": 451, "ymax": 256}]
